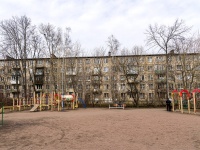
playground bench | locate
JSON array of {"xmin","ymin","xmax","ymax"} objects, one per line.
[
  {"xmin": 109, "ymin": 104, "xmax": 125, "ymax": 109},
  {"xmin": 2, "ymin": 106, "xmax": 13, "ymax": 112}
]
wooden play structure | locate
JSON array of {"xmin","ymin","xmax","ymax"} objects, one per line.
[
  {"xmin": 30, "ymin": 92, "xmax": 78, "ymax": 112},
  {"xmin": 192, "ymin": 89, "xmax": 200, "ymax": 114},
  {"xmin": 171, "ymin": 89, "xmax": 200, "ymax": 114}
]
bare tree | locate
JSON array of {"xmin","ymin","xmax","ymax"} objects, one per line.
[
  {"xmin": 172, "ymin": 37, "xmax": 200, "ymax": 91},
  {"xmin": 39, "ymin": 23, "xmax": 62, "ymax": 92},
  {"xmin": 146, "ymin": 19, "xmax": 190, "ymax": 99},
  {"xmin": 0, "ymin": 15, "xmax": 35, "ymax": 101},
  {"xmin": 107, "ymin": 35, "xmax": 120, "ymax": 55},
  {"xmin": 117, "ymin": 46, "xmax": 144, "ymax": 107}
]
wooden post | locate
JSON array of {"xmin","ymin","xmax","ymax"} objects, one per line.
[
  {"xmin": 180, "ymin": 96, "xmax": 183, "ymax": 113},
  {"xmin": 40, "ymin": 92, "xmax": 42, "ymax": 111},
  {"xmin": 51, "ymin": 92, "xmax": 53, "ymax": 111},
  {"xmin": 172, "ymin": 95, "xmax": 174, "ymax": 112},
  {"xmin": 13, "ymin": 98, "xmax": 14, "ymax": 111},
  {"xmin": 33, "ymin": 92, "xmax": 36, "ymax": 105},
  {"xmin": 58, "ymin": 93, "xmax": 60, "ymax": 111},
  {"xmin": 188, "ymin": 98, "xmax": 190, "ymax": 114},
  {"xmin": 193, "ymin": 92, "xmax": 196, "ymax": 114},
  {"xmin": 19, "ymin": 99, "xmax": 21, "ymax": 111}
]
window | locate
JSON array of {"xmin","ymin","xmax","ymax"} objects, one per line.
[
  {"xmin": 104, "ymin": 84, "xmax": 109, "ymax": 90},
  {"xmin": 120, "ymin": 75, "xmax": 125, "ymax": 80},
  {"xmin": 111, "ymin": 76, "xmax": 116, "ymax": 81},
  {"xmin": 113, "ymin": 83, "xmax": 117, "ymax": 90},
  {"xmin": 156, "ymin": 56, "xmax": 163, "ymax": 62},
  {"xmin": 94, "ymin": 58, "xmax": 101, "ymax": 64},
  {"xmin": 78, "ymin": 84, "xmax": 82, "ymax": 90},
  {"xmin": 140, "ymin": 84, "xmax": 145, "ymax": 90},
  {"xmin": 120, "ymin": 84, "xmax": 126, "ymax": 90},
  {"xmin": 140, "ymin": 93, "xmax": 145, "ymax": 99},
  {"xmin": 104, "ymin": 93, "xmax": 109, "ymax": 98},
  {"xmin": 94, "ymin": 76, "xmax": 99, "ymax": 80},
  {"xmin": 85, "ymin": 67, "xmax": 90, "ymax": 72},
  {"xmin": 46, "ymin": 85, "xmax": 49, "ymax": 89},
  {"xmin": 104, "ymin": 58, "xmax": 108, "ymax": 63},
  {"xmin": 148, "ymin": 84, "xmax": 153, "ymax": 90},
  {"xmin": 176, "ymin": 65, "xmax": 182, "ymax": 70},
  {"xmin": 121, "ymin": 93, "xmax": 126, "ymax": 99},
  {"xmin": 86, "ymin": 59, "xmax": 90, "ymax": 64},
  {"xmin": 177, "ymin": 83, "xmax": 183, "ymax": 90},
  {"xmin": 140, "ymin": 75, "xmax": 145, "ymax": 81},
  {"xmin": 86, "ymin": 85, "xmax": 90, "ymax": 90},
  {"xmin": 148, "ymin": 57, "xmax": 152, "ymax": 62},
  {"xmin": 78, "ymin": 67, "xmax": 82, "ymax": 72},
  {"xmin": 37, "ymin": 60, "xmax": 43, "ymax": 65},
  {"xmin": 78, "ymin": 59, "xmax": 82, "ymax": 64},
  {"xmin": 6, "ymin": 85, "xmax": 10, "ymax": 90},
  {"xmin": 148, "ymin": 66, "xmax": 153, "ymax": 71},
  {"xmin": 139, "ymin": 66, "xmax": 144, "ymax": 71},
  {"xmin": 149, "ymin": 93, "xmax": 154, "ymax": 99},
  {"xmin": 103, "ymin": 67, "xmax": 109, "ymax": 72},
  {"xmin": 45, "ymin": 76, "xmax": 49, "ymax": 81},
  {"xmin": 155, "ymin": 65, "xmax": 165, "ymax": 70},
  {"xmin": 94, "ymin": 67, "xmax": 99, "ymax": 74},
  {"xmin": 177, "ymin": 74, "xmax": 182, "ymax": 80},
  {"xmin": 104, "ymin": 76, "xmax": 109, "ymax": 81},
  {"xmin": 86, "ymin": 76, "xmax": 90, "ymax": 81},
  {"xmin": 148, "ymin": 74, "xmax": 153, "ymax": 81},
  {"xmin": 6, "ymin": 93, "xmax": 10, "ymax": 97}
]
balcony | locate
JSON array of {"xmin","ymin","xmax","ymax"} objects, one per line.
[
  {"xmin": 92, "ymin": 71, "xmax": 101, "ymax": 76},
  {"xmin": 157, "ymin": 88, "xmax": 167, "ymax": 92},
  {"xmin": 155, "ymin": 70, "xmax": 166, "ymax": 75},
  {"xmin": 126, "ymin": 70, "xmax": 138, "ymax": 76},
  {"xmin": 127, "ymin": 79, "xmax": 139, "ymax": 84},
  {"xmin": 93, "ymin": 89, "xmax": 102, "ymax": 94},
  {"xmin": 92, "ymin": 80, "xmax": 101, "ymax": 85},
  {"xmin": 155, "ymin": 78, "xmax": 166, "ymax": 83},
  {"xmin": 36, "ymin": 89, "xmax": 43, "ymax": 92},
  {"xmin": 66, "ymin": 72, "xmax": 76, "ymax": 76},
  {"xmin": 10, "ymin": 80, "xmax": 20, "ymax": 84},
  {"xmin": 35, "ymin": 79, "xmax": 44, "ymax": 84},
  {"xmin": 11, "ymin": 89, "xmax": 19, "ymax": 93},
  {"xmin": 35, "ymin": 71, "xmax": 44, "ymax": 76}
]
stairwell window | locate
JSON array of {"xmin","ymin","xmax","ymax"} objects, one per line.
[{"xmin": 104, "ymin": 93, "xmax": 109, "ymax": 98}]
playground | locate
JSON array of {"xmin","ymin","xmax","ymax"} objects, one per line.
[{"xmin": 1, "ymin": 108, "xmax": 200, "ymax": 150}]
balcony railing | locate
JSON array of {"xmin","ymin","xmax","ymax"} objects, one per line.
[
  {"xmin": 127, "ymin": 71, "xmax": 138, "ymax": 76},
  {"xmin": 10, "ymin": 80, "xmax": 20, "ymax": 84},
  {"xmin": 155, "ymin": 70, "xmax": 166, "ymax": 74}
]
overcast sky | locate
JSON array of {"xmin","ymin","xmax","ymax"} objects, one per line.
[{"xmin": 0, "ymin": 0, "xmax": 200, "ymax": 54}]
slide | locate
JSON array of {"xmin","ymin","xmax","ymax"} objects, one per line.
[
  {"xmin": 78, "ymin": 98, "xmax": 87, "ymax": 108},
  {"xmin": 30, "ymin": 104, "xmax": 39, "ymax": 112}
]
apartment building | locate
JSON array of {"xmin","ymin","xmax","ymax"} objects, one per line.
[{"xmin": 0, "ymin": 52, "xmax": 199, "ymax": 106}]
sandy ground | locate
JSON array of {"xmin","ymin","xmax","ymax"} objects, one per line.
[{"xmin": 0, "ymin": 108, "xmax": 200, "ymax": 150}]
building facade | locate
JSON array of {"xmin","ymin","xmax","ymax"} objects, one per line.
[{"xmin": 0, "ymin": 53, "xmax": 199, "ymax": 106}]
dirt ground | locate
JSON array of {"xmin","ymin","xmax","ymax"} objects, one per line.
[{"xmin": 0, "ymin": 108, "xmax": 200, "ymax": 150}]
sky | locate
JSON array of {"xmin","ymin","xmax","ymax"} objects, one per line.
[{"xmin": 0, "ymin": 0, "xmax": 200, "ymax": 54}]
